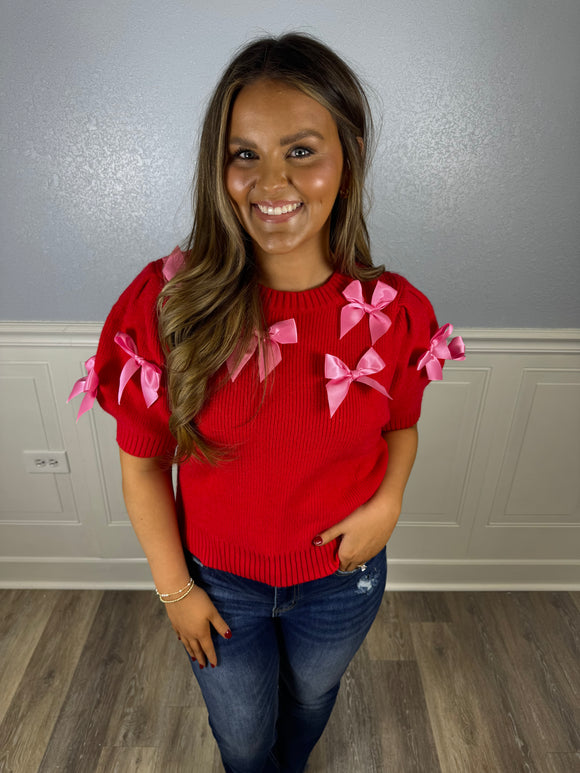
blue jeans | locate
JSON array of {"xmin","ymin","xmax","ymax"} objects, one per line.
[{"xmin": 185, "ymin": 547, "xmax": 387, "ymax": 773}]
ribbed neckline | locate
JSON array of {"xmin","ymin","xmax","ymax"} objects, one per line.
[{"xmin": 258, "ymin": 272, "xmax": 347, "ymax": 314}]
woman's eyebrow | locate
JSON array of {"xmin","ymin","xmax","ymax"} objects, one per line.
[
  {"xmin": 228, "ymin": 130, "xmax": 325, "ymax": 148},
  {"xmin": 229, "ymin": 136, "xmax": 257, "ymax": 148},
  {"xmin": 279, "ymin": 129, "xmax": 324, "ymax": 145}
]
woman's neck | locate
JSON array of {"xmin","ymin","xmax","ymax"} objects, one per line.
[{"xmin": 257, "ymin": 254, "xmax": 334, "ymax": 292}]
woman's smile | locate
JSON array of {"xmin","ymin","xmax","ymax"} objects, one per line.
[
  {"xmin": 225, "ymin": 79, "xmax": 345, "ymax": 284},
  {"xmin": 253, "ymin": 201, "xmax": 304, "ymax": 221}
]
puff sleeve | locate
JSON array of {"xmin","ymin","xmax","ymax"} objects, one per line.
[
  {"xmin": 381, "ymin": 275, "xmax": 441, "ymax": 432},
  {"xmin": 93, "ymin": 260, "xmax": 175, "ymax": 458}
]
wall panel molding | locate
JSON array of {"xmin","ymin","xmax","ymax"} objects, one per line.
[
  {"xmin": 1, "ymin": 323, "xmax": 579, "ymax": 589},
  {"xmin": 490, "ymin": 370, "xmax": 580, "ymax": 525}
]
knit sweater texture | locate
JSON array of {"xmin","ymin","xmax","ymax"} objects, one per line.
[{"xmin": 94, "ymin": 250, "xmax": 440, "ymax": 586}]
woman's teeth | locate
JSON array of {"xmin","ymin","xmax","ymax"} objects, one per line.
[{"xmin": 256, "ymin": 202, "xmax": 302, "ymax": 215}]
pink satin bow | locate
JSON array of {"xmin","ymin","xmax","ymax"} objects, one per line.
[
  {"xmin": 325, "ymin": 348, "xmax": 391, "ymax": 418},
  {"xmin": 162, "ymin": 247, "xmax": 185, "ymax": 282},
  {"xmin": 227, "ymin": 319, "xmax": 298, "ymax": 382},
  {"xmin": 417, "ymin": 323, "xmax": 466, "ymax": 380},
  {"xmin": 340, "ymin": 280, "xmax": 398, "ymax": 344},
  {"xmin": 114, "ymin": 332, "xmax": 162, "ymax": 407},
  {"xmin": 67, "ymin": 355, "xmax": 99, "ymax": 421}
]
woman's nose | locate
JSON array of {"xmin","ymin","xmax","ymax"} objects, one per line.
[{"xmin": 259, "ymin": 158, "xmax": 288, "ymax": 191}]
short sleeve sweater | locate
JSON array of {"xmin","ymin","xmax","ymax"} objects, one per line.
[{"xmin": 92, "ymin": 249, "xmax": 445, "ymax": 586}]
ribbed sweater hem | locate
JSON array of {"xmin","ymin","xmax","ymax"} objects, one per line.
[
  {"xmin": 116, "ymin": 425, "xmax": 176, "ymax": 459},
  {"xmin": 384, "ymin": 407, "xmax": 422, "ymax": 431},
  {"xmin": 185, "ymin": 528, "xmax": 340, "ymax": 587}
]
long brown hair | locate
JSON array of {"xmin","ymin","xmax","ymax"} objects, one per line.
[{"xmin": 159, "ymin": 32, "xmax": 384, "ymax": 463}]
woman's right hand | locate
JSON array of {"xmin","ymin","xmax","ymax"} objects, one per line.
[
  {"xmin": 164, "ymin": 585, "xmax": 231, "ymax": 668},
  {"xmin": 117, "ymin": 451, "xmax": 231, "ymax": 668}
]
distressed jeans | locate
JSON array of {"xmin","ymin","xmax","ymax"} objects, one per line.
[{"xmin": 185, "ymin": 547, "xmax": 387, "ymax": 773}]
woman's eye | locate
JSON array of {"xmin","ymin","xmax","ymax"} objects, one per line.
[
  {"xmin": 289, "ymin": 146, "xmax": 313, "ymax": 158},
  {"xmin": 233, "ymin": 149, "xmax": 256, "ymax": 161}
]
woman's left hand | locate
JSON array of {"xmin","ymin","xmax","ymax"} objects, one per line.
[{"xmin": 312, "ymin": 497, "xmax": 402, "ymax": 573}]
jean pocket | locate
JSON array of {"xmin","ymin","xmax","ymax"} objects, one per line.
[
  {"xmin": 334, "ymin": 566, "xmax": 361, "ymax": 576},
  {"xmin": 334, "ymin": 547, "xmax": 387, "ymax": 577}
]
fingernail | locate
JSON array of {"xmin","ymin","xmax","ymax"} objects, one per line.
[
  {"xmin": 199, "ymin": 664, "xmax": 204, "ymax": 670},
  {"xmin": 312, "ymin": 536, "xmax": 323, "ymax": 546},
  {"xmin": 224, "ymin": 629, "xmax": 232, "ymax": 640},
  {"xmin": 211, "ymin": 663, "xmax": 216, "ymax": 669}
]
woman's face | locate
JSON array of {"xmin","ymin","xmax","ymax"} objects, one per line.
[{"xmin": 225, "ymin": 79, "xmax": 344, "ymax": 277}]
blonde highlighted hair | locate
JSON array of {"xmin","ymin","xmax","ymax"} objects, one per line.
[{"xmin": 159, "ymin": 32, "xmax": 384, "ymax": 463}]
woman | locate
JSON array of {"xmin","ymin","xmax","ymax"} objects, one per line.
[{"xmin": 70, "ymin": 32, "xmax": 463, "ymax": 773}]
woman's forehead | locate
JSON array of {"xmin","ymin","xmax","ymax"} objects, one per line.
[{"xmin": 229, "ymin": 80, "xmax": 338, "ymax": 139}]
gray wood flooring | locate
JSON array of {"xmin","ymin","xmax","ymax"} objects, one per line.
[{"xmin": 0, "ymin": 589, "xmax": 578, "ymax": 773}]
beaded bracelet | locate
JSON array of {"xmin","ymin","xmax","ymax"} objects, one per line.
[
  {"xmin": 155, "ymin": 577, "xmax": 194, "ymax": 604},
  {"xmin": 157, "ymin": 581, "xmax": 195, "ymax": 604}
]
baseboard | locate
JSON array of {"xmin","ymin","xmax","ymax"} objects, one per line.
[
  {"xmin": 0, "ymin": 557, "xmax": 578, "ymax": 591},
  {"xmin": 0, "ymin": 557, "xmax": 153, "ymax": 589},
  {"xmin": 386, "ymin": 559, "xmax": 580, "ymax": 590}
]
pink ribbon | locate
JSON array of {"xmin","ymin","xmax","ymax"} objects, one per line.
[
  {"xmin": 67, "ymin": 355, "xmax": 99, "ymax": 421},
  {"xmin": 340, "ymin": 280, "xmax": 398, "ymax": 344},
  {"xmin": 417, "ymin": 323, "xmax": 466, "ymax": 380},
  {"xmin": 325, "ymin": 348, "xmax": 391, "ymax": 418},
  {"xmin": 162, "ymin": 247, "xmax": 185, "ymax": 282},
  {"xmin": 227, "ymin": 319, "xmax": 298, "ymax": 382},
  {"xmin": 114, "ymin": 332, "xmax": 162, "ymax": 407}
]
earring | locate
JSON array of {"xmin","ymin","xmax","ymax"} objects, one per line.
[{"xmin": 339, "ymin": 186, "xmax": 349, "ymax": 198}]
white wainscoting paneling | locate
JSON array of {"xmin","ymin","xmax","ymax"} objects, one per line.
[
  {"xmin": 0, "ymin": 324, "xmax": 578, "ymax": 589},
  {"xmin": 492, "ymin": 370, "xmax": 579, "ymax": 524}
]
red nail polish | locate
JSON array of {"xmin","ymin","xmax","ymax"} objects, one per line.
[
  {"xmin": 211, "ymin": 663, "xmax": 215, "ymax": 669},
  {"xmin": 224, "ymin": 629, "xmax": 232, "ymax": 640},
  {"xmin": 199, "ymin": 664, "xmax": 204, "ymax": 670},
  {"xmin": 312, "ymin": 536, "xmax": 323, "ymax": 546}
]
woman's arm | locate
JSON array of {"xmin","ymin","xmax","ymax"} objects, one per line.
[
  {"xmin": 312, "ymin": 424, "xmax": 418, "ymax": 572},
  {"xmin": 119, "ymin": 449, "xmax": 231, "ymax": 667}
]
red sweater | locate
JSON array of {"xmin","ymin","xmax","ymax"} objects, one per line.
[{"xmin": 94, "ymin": 251, "xmax": 441, "ymax": 586}]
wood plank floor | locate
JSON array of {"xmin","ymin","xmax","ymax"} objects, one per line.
[{"xmin": 0, "ymin": 590, "xmax": 578, "ymax": 773}]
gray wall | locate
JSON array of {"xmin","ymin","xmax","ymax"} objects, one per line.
[{"xmin": 1, "ymin": 0, "xmax": 579, "ymax": 327}]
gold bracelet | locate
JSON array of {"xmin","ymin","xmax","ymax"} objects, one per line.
[
  {"xmin": 157, "ymin": 581, "xmax": 195, "ymax": 604},
  {"xmin": 155, "ymin": 577, "xmax": 194, "ymax": 599}
]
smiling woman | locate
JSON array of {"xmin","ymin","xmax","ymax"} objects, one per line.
[
  {"xmin": 70, "ymin": 31, "xmax": 464, "ymax": 773},
  {"xmin": 225, "ymin": 80, "xmax": 345, "ymax": 289}
]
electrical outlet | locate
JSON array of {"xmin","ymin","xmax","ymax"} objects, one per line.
[{"xmin": 23, "ymin": 450, "xmax": 70, "ymax": 474}]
